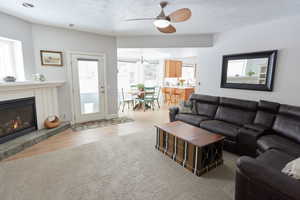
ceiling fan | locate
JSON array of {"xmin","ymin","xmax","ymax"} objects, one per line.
[{"xmin": 125, "ymin": 1, "xmax": 192, "ymax": 34}]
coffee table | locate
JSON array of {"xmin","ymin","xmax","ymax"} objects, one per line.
[{"xmin": 154, "ymin": 121, "xmax": 225, "ymax": 176}]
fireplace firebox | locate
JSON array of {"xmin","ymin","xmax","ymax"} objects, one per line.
[{"xmin": 0, "ymin": 97, "xmax": 37, "ymax": 144}]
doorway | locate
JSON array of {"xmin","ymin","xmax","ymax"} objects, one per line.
[{"xmin": 70, "ymin": 53, "xmax": 106, "ymax": 123}]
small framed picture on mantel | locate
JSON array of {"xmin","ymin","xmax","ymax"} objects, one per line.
[{"xmin": 40, "ymin": 50, "xmax": 63, "ymax": 66}]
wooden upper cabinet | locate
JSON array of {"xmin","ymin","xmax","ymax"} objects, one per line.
[
  {"xmin": 165, "ymin": 60, "xmax": 182, "ymax": 78},
  {"xmin": 175, "ymin": 61, "xmax": 182, "ymax": 77}
]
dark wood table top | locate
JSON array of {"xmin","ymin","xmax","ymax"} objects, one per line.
[{"xmin": 154, "ymin": 121, "xmax": 225, "ymax": 147}]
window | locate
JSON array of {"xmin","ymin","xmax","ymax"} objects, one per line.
[
  {"xmin": 182, "ymin": 64, "xmax": 196, "ymax": 81},
  {"xmin": 117, "ymin": 61, "xmax": 161, "ymax": 89},
  {"xmin": 143, "ymin": 63, "xmax": 159, "ymax": 86},
  {"xmin": 117, "ymin": 60, "xmax": 162, "ymax": 104},
  {"xmin": 0, "ymin": 37, "xmax": 25, "ymax": 81}
]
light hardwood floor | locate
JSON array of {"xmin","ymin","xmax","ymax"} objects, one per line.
[{"xmin": 3, "ymin": 105, "xmax": 170, "ymax": 162}]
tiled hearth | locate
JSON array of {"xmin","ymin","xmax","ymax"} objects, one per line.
[
  {"xmin": 0, "ymin": 81, "xmax": 67, "ymax": 161},
  {"xmin": 0, "ymin": 122, "xmax": 70, "ymax": 161}
]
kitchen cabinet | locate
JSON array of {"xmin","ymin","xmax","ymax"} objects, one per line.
[{"xmin": 165, "ymin": 60, "xmax": 182, "ymax": 78}]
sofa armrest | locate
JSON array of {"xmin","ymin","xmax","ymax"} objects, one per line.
[
  {"xmin": 235, "ymin": 157, "xmax": 300, "ymax": 200},
  {"xmin": 169, "ymin": 107, "xmax": 179, "ymax": 122},
  {"xmin": 238, "ymin": 127, "xmax": 265, "ymax": 157}
]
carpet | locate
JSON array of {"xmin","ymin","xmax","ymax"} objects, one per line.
[
  {"xmin": 71, "ymin": 117, "xmax": 134, "ymax": 131},
  {"xmin": 0, "ymin": 127, "xmax": 237, "ymax": 200}
]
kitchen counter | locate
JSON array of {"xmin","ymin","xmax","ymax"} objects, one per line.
[
  {"xmin": 163, "ymin": 86, "xmax": 195, "ymax": 89},
  {"xmin": 162, "ymin": 87, "xmax": 195, "ymax": 102}
]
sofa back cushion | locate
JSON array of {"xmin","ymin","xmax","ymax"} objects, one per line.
[
  {"xmin": 273, "ymin": 104, "xmax": 300, "ymax": 143},
  {"xmin": 254, "ymin": 100, "xmax": 280, "ymax": 128},
  {"xmin": 189, "ymin": 94, "xmax": 219, "ymax": 118},
  {"xmin": 215, "ymin": 97, "xmax": 257, "ymax": 125},
  {"xmin": 258, "ymin": 100, "xmax": 280, "ymax": 112}
]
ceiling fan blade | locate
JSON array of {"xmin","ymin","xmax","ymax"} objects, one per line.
[
  {"xmin": 157, "ymin": 25, "xmax": 176, "ymax": 34},
  {"xmin": 168, "ymin": 8, "xmax": 191, "ymax": 23},
  {"xmin": 125, "ymin": 18, "xmax": 157, "ymax": 21}
]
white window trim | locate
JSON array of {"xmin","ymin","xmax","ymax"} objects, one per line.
[{"xmin": 0, "ymin": 37, "xmax": 25, "ymax": 81}]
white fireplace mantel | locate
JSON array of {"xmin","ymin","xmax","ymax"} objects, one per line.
[
  {"xmin": 0, "ymin": 81, "xmax": 65, "ymax": 129},
  {"xmin": 0, "ymin": 81, "xmax": 65, "ymax": 92}
]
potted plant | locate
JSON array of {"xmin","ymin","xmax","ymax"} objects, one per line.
[{"xmin": 137, "ymin": 83, "xmax": 144, "ymax": 91}]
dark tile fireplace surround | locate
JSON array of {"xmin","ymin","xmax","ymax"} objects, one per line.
[{"xmin": 0, "ymin": 97, "xmax": 37, "ymax": 144}]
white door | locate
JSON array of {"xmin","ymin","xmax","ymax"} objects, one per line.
[{"xmin": 71, "ymin": 54, "xmax": 106, "ymax": 123}]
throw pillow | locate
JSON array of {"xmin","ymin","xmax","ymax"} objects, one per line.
[
  {"xmin": 178, "ymin": 101, "xmax": 193, "ymax": 114},
  {"xmin": 282, "ymin": 157, "xmax": 300, "ymax": 180}
]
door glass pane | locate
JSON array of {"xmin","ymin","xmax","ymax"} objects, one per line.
[{"xmin": 77, "ymin": 60, "xmax": 99, "ymax": 114}]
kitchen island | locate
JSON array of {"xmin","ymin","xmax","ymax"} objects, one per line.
[{"xmin": 162, "ymin": 86, "xmax": 195, "ymax": 102}]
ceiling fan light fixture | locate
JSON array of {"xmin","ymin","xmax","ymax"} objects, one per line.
[{"xmin": 153, "ymin": 19, "xmax": 170, "ymax": 28}]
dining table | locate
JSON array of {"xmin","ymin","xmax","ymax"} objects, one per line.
[{"xmin": 129, "ymin": 90, "xmax": 154, "ymax": 111}]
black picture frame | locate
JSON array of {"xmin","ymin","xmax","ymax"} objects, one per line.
[{"xmin": 221, "ymin": 50, "xmax": 277, "ymax": 91}]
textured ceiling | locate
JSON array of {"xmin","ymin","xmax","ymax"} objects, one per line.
[{"xmin": 0, "ymin": 0, "xmax": 300, "ymax": 35}]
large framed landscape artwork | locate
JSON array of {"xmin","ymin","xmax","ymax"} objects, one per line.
[{"xmin": 40, "ymin": 50, "xmax": 63, "ymax": 66}]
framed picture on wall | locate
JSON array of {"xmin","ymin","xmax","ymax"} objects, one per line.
[
  {"xmin": 220, "ymin": 50, "xmax": 277, "ymax": 91},
  {"xmin": 40, "ymin": 50, "xmax": 63, "ymax": 66}
]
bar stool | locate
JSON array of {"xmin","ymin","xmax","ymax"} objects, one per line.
[
  {"xmin": 171, "ymin": 88, "xmax": 182, "ymax": 104},
  {"xmin": 163, "ymin": 88, "xmax": 172, "ymax": 105}
]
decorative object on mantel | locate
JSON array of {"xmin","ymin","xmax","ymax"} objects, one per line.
[
  {"xmin": 44, "ymin": 115, "xmax": 61, "ymax": 129},
  {"xmin": 40, "ymin": 50, "xmax": 63, "ymax": 66},
  {"xmin": 72, "ymin": 117, "xmax": 134, "ymax": 131},
  {"xmin": 3, "ymin": 76, "xmax": 16, "ymax": 82},
  {"xmin": 32, "ymin": 73, "xmax": 46, "ymax": 82}
]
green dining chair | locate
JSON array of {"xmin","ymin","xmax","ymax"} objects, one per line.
[
  {"xmin": 154, "ymin": 86, "xmax": 161, "ymax": 109},
  {"xmin": 119, "ymin": 88, "xmax": 134, "ymax": 112},
  {"xmin": 143, "ymin": 87, "xmax": 156, "ymax": 111}
]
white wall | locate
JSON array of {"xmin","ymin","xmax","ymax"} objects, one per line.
[
  {"xmin": 32, "ymin": 24, "xmax": 118, "ymax": 121},
  {"xmin": 0, "ymin": 12, "xmax": 35, "ymax": 79},
  {"xmin": 0, "ymin": 12, "xmax": 118, "ymax": 121},
  {"xmin": 197, "ymin": 15, "xmax": 300, "ymax": 106},
  {"xmin": 117, "ymin": 34, "xmax": 213, "ymax": 48}
]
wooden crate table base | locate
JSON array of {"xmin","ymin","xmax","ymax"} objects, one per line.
[{"xmin": 155, "ymin": 121, "xmax": 225, "ymax": 176}]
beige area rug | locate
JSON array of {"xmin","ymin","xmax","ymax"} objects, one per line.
[
  {"xmin": 71, "ymin": 117, "xmax": 134, "ymax": 131},
  {"xmin": 0, "ymin": 127, "xmax": 237, "ymax": 200}
]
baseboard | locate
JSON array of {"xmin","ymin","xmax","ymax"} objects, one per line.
[
  {"xmin": 69, "ymin": 113, "xmax": 120, "ymax": 125},
  {"xmin": 105, "ymin": 114, "xmax": 119, "ymax": 119}
]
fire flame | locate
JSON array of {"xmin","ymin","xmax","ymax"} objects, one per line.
[{"xmin": 12, "ymin": 120, "xmax": 19, "ymax": 129}]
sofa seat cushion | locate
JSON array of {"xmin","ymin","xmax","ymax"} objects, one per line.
[
  {"xmin": 200, "ymin": 120, "xmax": 241, "ymax": 141},
  {"xmin": 244, "ymin": 123, "xmax": 270, "ymax": 132},
  {"xmin": 256, "ymin": 149, "xmax": 295, "ymax": 171},
  {"xmin": 175, "ymin": 114, "xmax": 208, "ymax": 126},
  {"xmin": 257, "ymin": 135, "xmax": 300, "ymax": 157}
]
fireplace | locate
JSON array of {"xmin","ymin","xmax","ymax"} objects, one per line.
[{"xmin": 0, "ymin": 97, "xmax": 37, "ymax": 144}]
